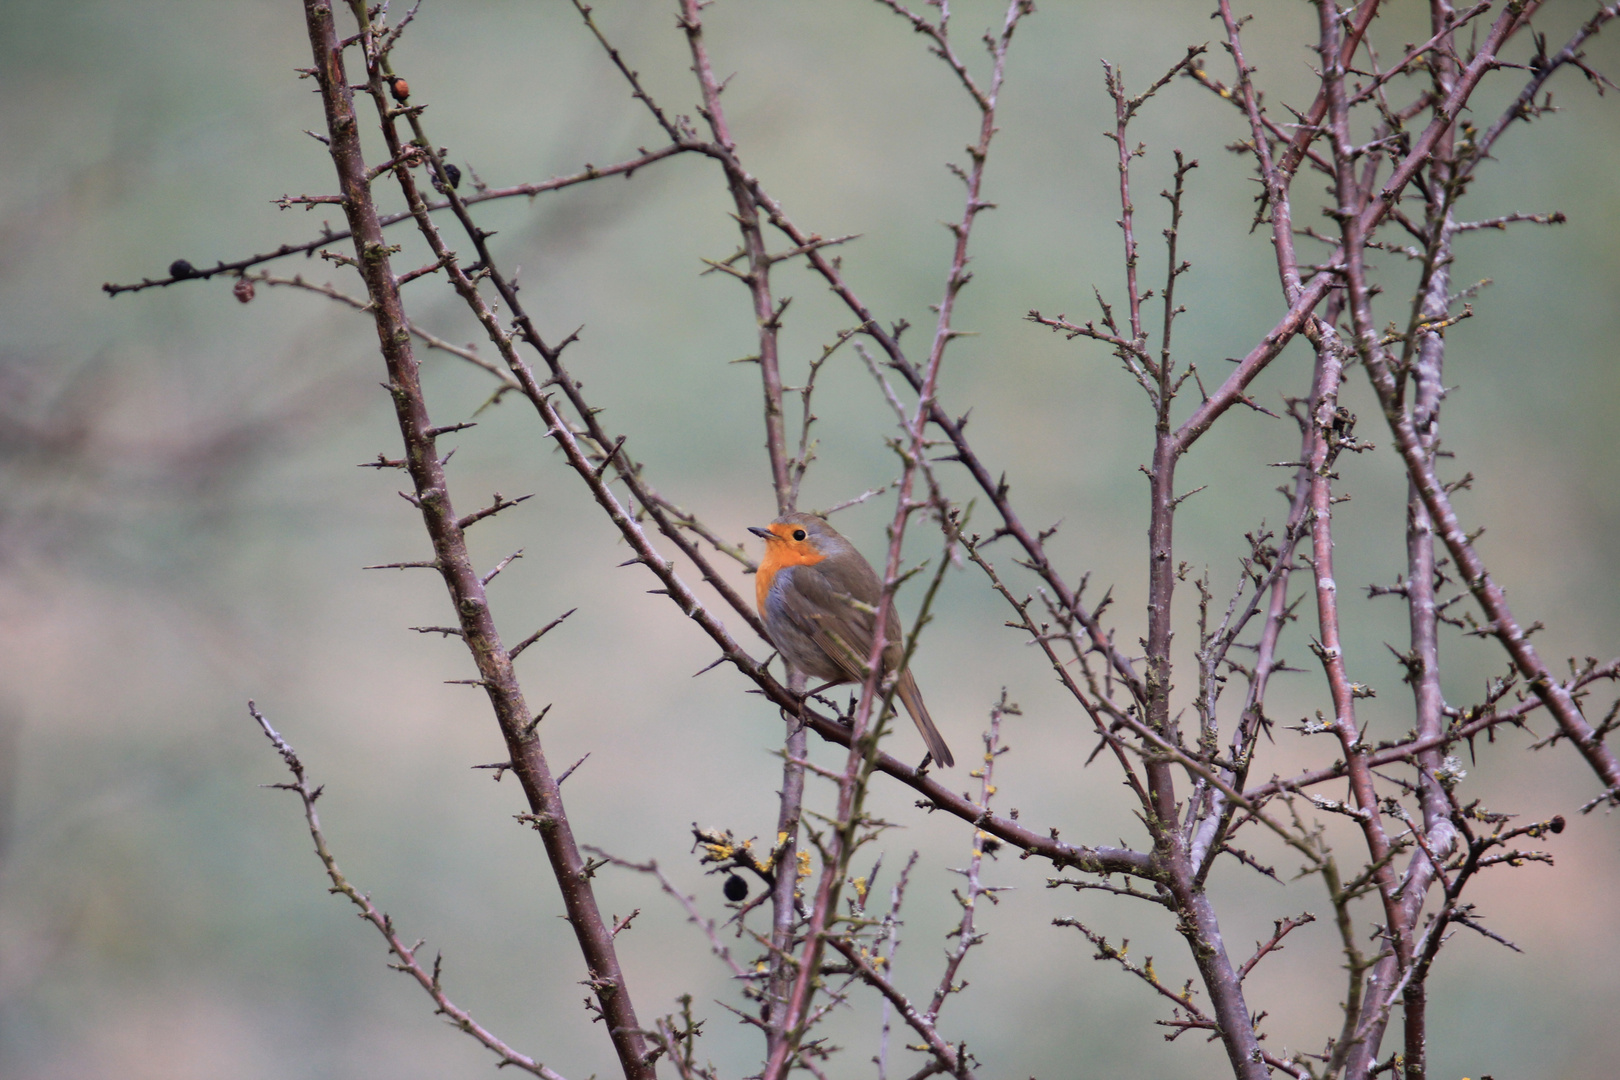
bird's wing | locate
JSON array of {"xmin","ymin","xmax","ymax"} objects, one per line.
[{"xmin": 786, "ymin": 567, "xmax": 877, "ymax": 684}]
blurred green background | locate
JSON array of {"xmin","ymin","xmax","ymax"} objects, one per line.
[{"xmin": 2, "ymin": 2, "xmax": 1617, "ymax": 1078}]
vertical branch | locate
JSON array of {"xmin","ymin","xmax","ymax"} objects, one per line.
[
  {"xmin": 1275, "ymin": 1, "xmax": 1383, "ymax": 181},
  {"xmin": 873, "ymin": 851, "xmax": 919, "ymax": 1080},
  {"xmin": 764, "ymin": 693, "xmax": 807, "ymax": 1059},
  {"xmin": 1317, "ymin": 7, "xmax": 1414, "ymax": 1055},
  {"xmin": 678, "ymin": 0, "xmax": 794, "ymax": 515},
  {"xmin": 925, "ymin": 695, "xmax": 1011, "ymax": 1025},
  {"xmin": 763, "ymin": 9, "xmax": 1032, "ymax": 1075},
  {"xmin": 672, "ymin": 1, "xmax": 811, "ymax": 1057},
  {"xmin": 302, "ymin": 5, "xmax": 653, "ymax": 1076},
  {"xmin": 1105, "ymin": 63, "xmax": 1149, "ymax": 358},
  {"xmin": 1352, "ymin": 8, "xmax": 1620, "ymax": 804},
  {"xmin": 1303, "ymin": 321, "xmax": 1411, "ymax": 1010},
  {"xmin": 1158, "ymin": 153, "xmax": 1196, "ymax": 386},
  {"xmin": 1100, "ymin": 55, "xmax": 1271, "ymax": 1080},
  {"xmin": 1395, "ymin": 8, "xmax": 1462, "ymax": 1076},
  {"xmin": 1188, "ymin": 420, "xmax": 1316, "ymax": 882},
  {"xmin": 1172, "ymin": 0, "xmax": 1543, "ymax": 458},
  {"xmin": 1321, "ymin": 852, "xmax": 1372, "ymax": 1078},
  {"xmin": 1187, "ymin": 0, "xmax": 1331, "ymax": 864},
  {"xmin": 1215, "ymin": 0, "xmax": 1309, "ymax": 303}
]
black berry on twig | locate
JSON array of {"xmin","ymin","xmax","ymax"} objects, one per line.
[{"xmin": 723, "ymin": 874, "xmax": 748, "ymax": 902}]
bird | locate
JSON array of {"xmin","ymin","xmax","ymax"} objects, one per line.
[{"xmin": 749, "ymin": 512, "xmax": 954, "ymax": 768}]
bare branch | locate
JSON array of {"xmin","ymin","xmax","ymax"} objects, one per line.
[{"xmin": 248, "ymin": 704, "xmax": 569, "ymax": 1080}]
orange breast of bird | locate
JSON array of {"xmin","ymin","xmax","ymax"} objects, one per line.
[{"xmin": 754, "ymin": 525, "xmax": 827, "ymax": 616}]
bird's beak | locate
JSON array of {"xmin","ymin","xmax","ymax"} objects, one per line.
[{"xmin": 747, "ymin": 526, "xmax": 773, "ymax": 540}]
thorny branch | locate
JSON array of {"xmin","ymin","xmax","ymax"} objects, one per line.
[
  {"xmin": 766, "ymin": 6, "xmax": 1032, "ymax": 1077},
  {"xmin": 115, "ymin": 2, "xmax": 1620, "ymax": 1078},
  {"xmin": 249, "ymin": 704, "xmax": 569, "ymax": 1080},
  {"xmin": 298, "ymin": 3, "xmax": 654, "ymax": 1074}
]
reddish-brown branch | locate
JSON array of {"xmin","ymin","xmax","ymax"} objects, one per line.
[
  {"xmin": 249, "ymin": 705, "xmax": 571, "ymax": 1080},
  {"xmin": 1333, "ymin": 13, "xmax": 1620, "ymax": 810},
  {"xmin": 1216, "ymin": 0, "xmax": 1306, "ymax": 303},
  {"xmin": 1319, "ymin": 7, "xmax": 1413, "ymax": 1011},
  {"xmin": 827, "ymin": 938, "xmax": 966, "ymax": 1078},
  {"xmin": 1099, "ymin": 48, "xmax": 1271, "ymax": 1080},
  {"xmin": 1463, "ymin": 4, "xmax": 1620, "ymax": 183},
  {"xmin": 1237, "ymin": 912, "xmax": 1317, "ymax": 983},
  {"xmin": 1302, "ymin": 324, "xmax": 1409, "ymax": 955},
  {"xmin": 1173, "ymin": 0, "xmax": 1544, "ymax": 459},
  {"xmin": 679, "ymin": 0, "xmax": 794, "ymax": 515},
  {"xmin": 1392, "ymin": 13, "xmax": 1463, "ymax": 1073},
  {"xmin": 303, "ymin": 5, "xmax": 653, "ymax": 1074},
  {"xmin": 102, "ymin": 144, "xmax": 687, "ymax": 296},
  {"xmin": 669, "ymin": 2, "xmax": 812, "ymax": 1053},
  {"xmin": 765, "ymin": 8, "xmax": 1031, "ymax": 1074},
  {"xmin": 1274, "ymin": 0, "xmax": 1383, "ymax": 180}
]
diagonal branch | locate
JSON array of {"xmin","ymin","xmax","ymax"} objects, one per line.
[
  {"xmin": 102, "ymin": 145, "xmax": 688, "ymax": 296},
  {"xmin": 302, "ymin": 6, "xmax": 653, "ymax": 1074},
  {"xmin": 248, "ymin": 704, "xmax": 569, "ymax": 1080}
]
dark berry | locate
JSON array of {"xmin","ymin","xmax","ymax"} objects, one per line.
[
  {"xmin": 169, "ymin": 259, "xmax": 196, "ymax": 280},
  {"xmin": 723, "ymin": 874, "xmax": 748, "ymax": 902},
  {"xmin": 442, "ymin": 162, "xmax": 461, "ymax": 190},
  {"xmin": 233, "ymin": 278, "xmax": 255, "ymax": 304}
]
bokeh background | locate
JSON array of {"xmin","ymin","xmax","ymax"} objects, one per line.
[{"xmin": 2, "ymin": 2, "xmax": 1617, "ymax": 1078}]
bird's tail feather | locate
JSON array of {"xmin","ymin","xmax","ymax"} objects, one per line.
[{"xmin": 896, "ymin": 670, "xmax": 953, "ymax": 768}]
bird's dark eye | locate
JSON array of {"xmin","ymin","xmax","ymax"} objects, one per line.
[{"xmin": 792, "ymin": 529, "xmax": 807, "ymax": 541}]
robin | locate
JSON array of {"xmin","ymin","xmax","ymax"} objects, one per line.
[{"xmin": 749, "ymin": 512, "xmax": 954, "ymax": 768}]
